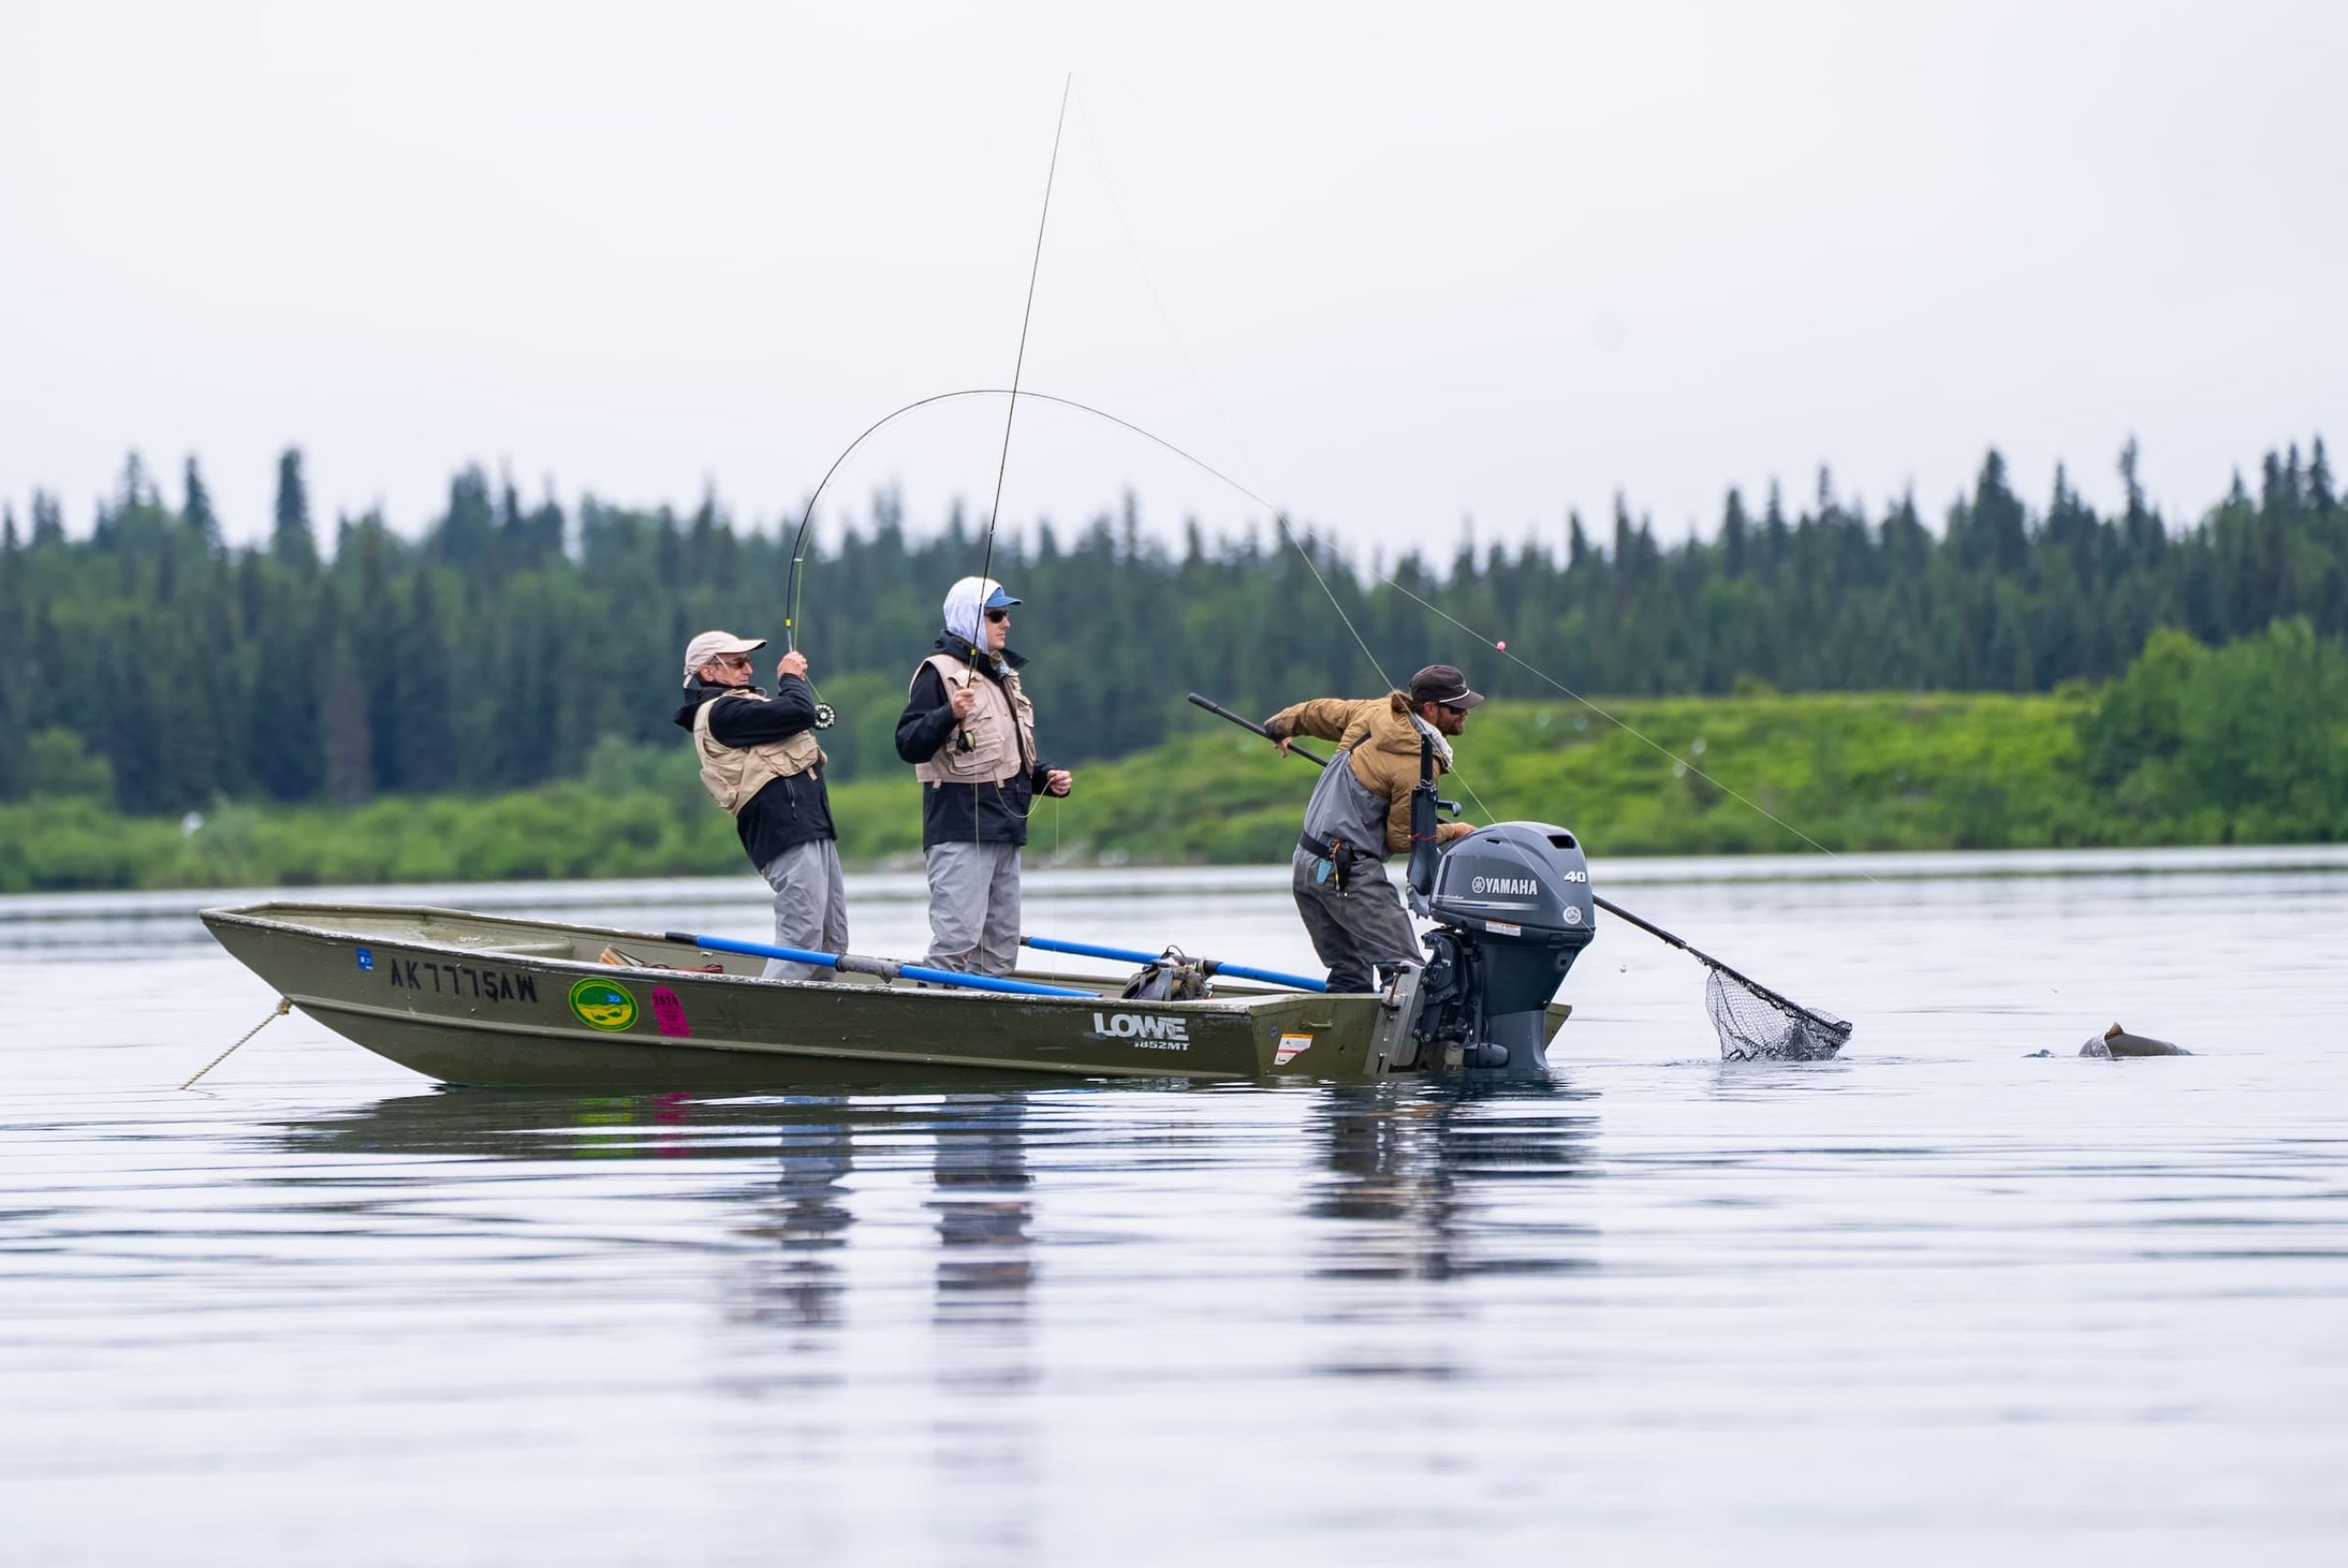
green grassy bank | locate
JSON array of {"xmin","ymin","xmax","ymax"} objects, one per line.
[{"xmin": 5, "ymin": 620, "xmax": 2341, "ymax": 893}]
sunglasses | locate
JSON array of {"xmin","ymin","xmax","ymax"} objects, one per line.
[
  {"xmin": 984, "ymin": 609, "xmax": 1011, "ymax": 624},
  {"xmin": 714, "ymin": 654, "xmax": 753, "ymax": 669}
]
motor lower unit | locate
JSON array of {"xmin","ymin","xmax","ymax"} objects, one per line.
[{"xmin": 1408, "ymin": 822, "xmax": 1597, "ymax": 1074}]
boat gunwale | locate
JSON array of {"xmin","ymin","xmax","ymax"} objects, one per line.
[{"xmin": 197, "ymin": 900, "xmax": 1328, "ymax": 1014}]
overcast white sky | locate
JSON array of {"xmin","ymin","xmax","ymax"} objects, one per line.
[{"xmin": 3, "ymin": 1, "xmax": 2342, "ymax": 559}]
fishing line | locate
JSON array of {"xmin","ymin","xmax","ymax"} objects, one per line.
[
  {"xmin": 1068, "ymin": 88, "xmax": 1567, "ymax": 903},
  {"xmin": 945, "ymin": 76, "xmax": 1074, "ymax": 970},
  {"xmin": 774, "ymin": 104, "xmax": 1851, "ymax": 1040},
  {"xmin": 1069, "ymin": 81, "xmax": 1265, "ymax": 494},
  {"xmin": 1062, "ymin": 105, "xmax": 1867, "ymax": 879},
  {"xmin": 1372, "ymin": 574, "xmax": 1879, "ymax": 878},
  {"xmin": 784, "ymin": 100, "xmax": 1861, "ymax": 883},
  {"xmin": 1060, "ymin": 96, "xmax": 1650, "ymax": 893},
  {"xmin": 783, "ymin": 382, "xmax": 1847, "ymax": 1054},
  {"xmin": 1064, "ymin": 85, "xmax": 1401, "ymax": 722},
  {"xmin": 1060, "ymin": 88, "xmax": 1404, "ymax": 721},
  {"xmin": 974, "ymin": 74, "xmax": 1073, "ymax": 623},
  {"xmin": 779, "ymin": 388, "xmax": 1229, "ymax": 789},
  {"xmin": 781, "ymin": 382, "xmax": 1854, "ymax": 878},
  {"xmin": 788, "ymin": 389, "xmax": 1277, "ymax": 639}
]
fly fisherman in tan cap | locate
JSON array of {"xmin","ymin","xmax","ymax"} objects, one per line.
[
  {"xmin": 1264, "ymin": 664, "xmax": 1482, "ymax": 992},
  {"xmin": 672, "ymin": 629, "xmax": 847, "ymax": 982}
]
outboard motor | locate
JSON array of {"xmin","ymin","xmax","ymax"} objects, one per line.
[{"xmin": 1412, "ymin": 823, "xmax": 1596, "ymax": 1075}]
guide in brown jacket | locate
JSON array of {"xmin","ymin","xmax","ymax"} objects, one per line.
[{"xmin": 1264, "ymin": 665, "xmax": 1482, "ymax": 992}]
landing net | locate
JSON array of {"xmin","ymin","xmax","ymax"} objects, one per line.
[{"xmin": 1706, "ymin": 967, "xmax": 1852, "ymax": 1062}]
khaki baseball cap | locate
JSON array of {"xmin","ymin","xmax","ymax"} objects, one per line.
[{"xmin": 682, "ymin": 629, "xmax": 767, "ymax": 677}]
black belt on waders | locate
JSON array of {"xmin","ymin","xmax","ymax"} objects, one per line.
[{"xmin": 1300, "ymin": 831, "xmax": 1374, "ymax": 893}]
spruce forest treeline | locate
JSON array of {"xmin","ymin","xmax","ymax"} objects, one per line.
[{"xmin": 0, "ymin": 436, "xmax": 2342, "ymax": 818}]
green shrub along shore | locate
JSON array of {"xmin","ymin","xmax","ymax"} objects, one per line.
[{"xmin": 2, "ymin": 622, "xmax": 2341, "ymax": 894}]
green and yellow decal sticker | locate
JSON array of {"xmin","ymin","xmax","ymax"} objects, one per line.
[{"xmin": 567, "ymin": 977, "xmax": 639, "ymax": 1032}]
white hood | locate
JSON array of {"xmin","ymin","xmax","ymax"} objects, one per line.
[{"xmin": 942, "ymin": 575, "xmax": 1009, "ymax": 649}]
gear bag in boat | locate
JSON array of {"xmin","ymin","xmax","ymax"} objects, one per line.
[{"xmin": 1119, "ymin": 948, "xmax": 1212, "ymax": 1001}]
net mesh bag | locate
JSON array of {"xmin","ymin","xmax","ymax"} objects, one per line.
[{"xmin": 1706, "ymin": 967, "xmax": 1852, "ymax": 1061}]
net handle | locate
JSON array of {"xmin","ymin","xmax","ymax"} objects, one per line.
[{"xmin": 1594, "ymin": 895, "xmax": 1848, "ymax": 1039}]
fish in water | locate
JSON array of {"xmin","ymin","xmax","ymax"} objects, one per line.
[{"xmin": 2080, "ymin": 1021, "xmax": 2190, "ymax": 1058}]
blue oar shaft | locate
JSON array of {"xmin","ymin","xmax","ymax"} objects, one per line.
[
  {"xmin": 1020, "ymin": 934, "xmax": 1327, "ymax": 993},
  {"xmin": 667, "ymin": 933, "xmax": 1094, "ymax": 999}
]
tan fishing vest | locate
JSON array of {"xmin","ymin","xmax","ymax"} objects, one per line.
[
  {"xmin": 692, "ymin": 690, "xmax": 825, "ymax": 814},
  {"xmin": 909, "ymin": 652, "xmax": 1036, "ymax": 787}
]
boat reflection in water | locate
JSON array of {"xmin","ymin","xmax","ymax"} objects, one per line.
[
  {"xmin": 1310, "ymin": 1079, "xmax": 1600, "ymax": 1283},
  {"xmin": 277, "ymin": 1083, "xmax": 1050, "ymax": 1555},
  {"xmin": 739, "ymin": 1099, "xmax": 860, "ymax": 1331},
  {"xmin": 274, "ymin": 1081, "xmax": 1596, "ymax": 1299},
  {"xmin": 922, "ymin": 1093, "xmax": 1039, "ymax": 1558},
  {"xmin": 928, "ymin": 1094, "xmax": 1036, "ymax": 1326},
  {"xmin": 272, "ymin": 1087, "xmax": 1039, "ymax": 1334},
  {"xmin": 270, "ymin": 1078, "xmax": 1601, "ymax": 1469},
  {"xmin": 274, "ymin": 1081, "xmax": 1596, "ymax": 1289},
  {"xmin": 1299, "ymin": 1079, "xmax": 1600, "ymax": 1384}
]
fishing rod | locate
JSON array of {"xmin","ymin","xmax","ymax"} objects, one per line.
[
  {"xmin": 667, "ymin": 932, "xmax": 1091, "ymax": 998},
  {"xmin": 970, "ymin": 73, "xmax": 1072, "ymax": 681},
  {"xmin": 782, "ymin": 388, "xmax": 1279, "ymax": 651},
  {"xmin": 1185, "ymin": 691, "xmax": 1854, "ymax": 1048},
  {"xmin": 779, "ymin": 77, "xmax": 1071, "ymax": 730}
]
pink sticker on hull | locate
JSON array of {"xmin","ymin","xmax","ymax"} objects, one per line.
[{"xmin": 649, "ymin": 986, "xmax": 692, "ymax": 1038}]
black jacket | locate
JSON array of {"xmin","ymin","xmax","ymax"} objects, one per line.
[
  {"xmin": 672, "ymin": 675, "xmax": 836, "ymax": 869},
  {"xmin": 894, "ymin": 633, "xmax": 1059, "ymax": 849}
]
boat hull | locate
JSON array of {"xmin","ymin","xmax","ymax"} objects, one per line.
[{"xmin": 200, "ymin": 902, "xmax": 1568, "ymax": 1088}]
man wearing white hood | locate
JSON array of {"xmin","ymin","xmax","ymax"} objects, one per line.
[{"xmin": 894, "ymin": 577, "xmax": 1074, "ymax": 975}]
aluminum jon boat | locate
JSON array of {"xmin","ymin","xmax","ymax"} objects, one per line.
[{"xmin": 198, "ymin": 867, "xmax": 1590, "ymax": 1088}]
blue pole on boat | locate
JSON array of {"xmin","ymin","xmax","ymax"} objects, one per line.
[
  {"xmin": 1020, "ymin": 934, "xmax": 1328, "ymax": 992},
  {"xmin": 665, "ymin": 933, "xmax": 1096, "ymax": 999}
]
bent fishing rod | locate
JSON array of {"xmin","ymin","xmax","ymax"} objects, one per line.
[
  {"xmin": 778, "ymin": 83, "xmax": 1073, "ymax": 737},
  {"xmin": 1185, "ymin": 692, "xmax": 1852, "ymax": 1041}
]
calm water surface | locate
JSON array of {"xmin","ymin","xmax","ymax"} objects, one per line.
[{"xmin": 5, "ymin": 851, "xmax": 2347, "ymax": 1566}]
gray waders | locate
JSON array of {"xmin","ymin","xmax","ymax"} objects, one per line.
[
  {"xmin": 1290, "ymin": 844, "xmax": 1423, "ymax": 994},
  {"xmin": 758, "ymin": 839, "xmax": 849, "ymax": 981},
  {"xmin": 924, "ymin": 840, "xmax": 1023, "ymax": 976}
]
